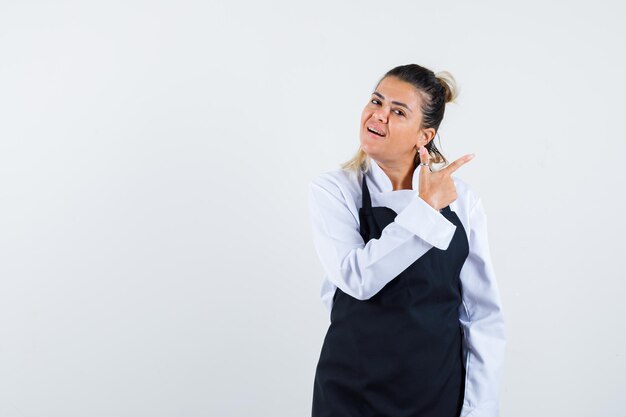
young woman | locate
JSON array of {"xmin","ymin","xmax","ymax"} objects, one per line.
[{"xmin": 309, "ymin": 64, "xmax": 506, "ymax": 417}]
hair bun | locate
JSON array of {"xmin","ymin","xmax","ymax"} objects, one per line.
[{"xmin": 435, "ymin": 71, "xmax": 459, "ymax": 104}]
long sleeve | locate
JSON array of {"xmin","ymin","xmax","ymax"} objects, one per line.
[
  {"xmin": 308, "ymin": 175, "xmax": 457, "ymax": 301},
  {"xmin": 458, "ymin": 197, "xmax": 506, "ymax": 417}
]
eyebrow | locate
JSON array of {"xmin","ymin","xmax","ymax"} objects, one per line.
[{"xmin": 372, "ymin": 91, "xmax": 413, "ymax": 113}]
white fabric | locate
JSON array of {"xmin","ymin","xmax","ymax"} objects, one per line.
[{"xmin": 308, "ymin": 157, "xmax": 506, "ymax": 417}]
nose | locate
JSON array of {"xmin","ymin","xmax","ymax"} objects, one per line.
[{"xmin": 373, "ymin": 105, "xmax": 389, "ymax": 123}]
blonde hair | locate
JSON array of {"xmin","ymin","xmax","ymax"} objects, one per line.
[{"xmin": 341, "ymin": 64, "xmax": 459, "ymax": 174}]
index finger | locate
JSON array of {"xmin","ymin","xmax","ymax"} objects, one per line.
[{"xmin": 443, "ymin": 153, "xmax": 475, "ymax": 174}]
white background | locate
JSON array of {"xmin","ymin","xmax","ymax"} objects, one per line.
[{"xmin": 1, "ymin": 1, "xmax": 624, "ymax": 416}]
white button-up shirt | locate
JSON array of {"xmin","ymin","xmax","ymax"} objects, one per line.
[{"xmin": 308, "ymin": 157, "xmax": 506, "ymax": 417}]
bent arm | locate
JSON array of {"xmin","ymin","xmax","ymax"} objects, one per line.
[
  {"xmin": 458, "ymin": 198, "xmax": 506, "ymax": 417},
  {"xmin": 308, "ymin": 175, "xmax": 457, "ymax": 301}
]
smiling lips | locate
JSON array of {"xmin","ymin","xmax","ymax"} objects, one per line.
[{"xmin": 366, "ymin": 125, "xmax": 386, "ymax": 137}]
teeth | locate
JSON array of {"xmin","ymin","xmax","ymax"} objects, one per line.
[{"xmin": 368, "ymin": 127, "xmax": 384, "ymax": 136}]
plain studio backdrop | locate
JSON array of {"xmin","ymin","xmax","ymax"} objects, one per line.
[{"xmin": 1, "ymin": 1, "xmax": 624, "ymax": 416}]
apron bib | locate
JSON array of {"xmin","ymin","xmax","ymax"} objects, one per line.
[{"xmin": 312, "ymin": 172, "xmax": 469, "ymax": 417}]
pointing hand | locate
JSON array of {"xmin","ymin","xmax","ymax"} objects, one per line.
[{"xmin": 417, "ymin": 146, "xmax": 475, "ymax": 211}]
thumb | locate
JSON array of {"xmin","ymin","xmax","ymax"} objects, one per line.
[{"xmin": 418, "ymin": 146, "xmax": 431, "ymax": 172}]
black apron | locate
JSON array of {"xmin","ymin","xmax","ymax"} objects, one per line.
[{"xmin": 312, "ymin": 172, "xmax": 469, "ymax": 417}]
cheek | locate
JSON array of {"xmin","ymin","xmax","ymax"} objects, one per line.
[{"xmin": 396, "ymin": 125, "xmax": 416, "ymax": 142}]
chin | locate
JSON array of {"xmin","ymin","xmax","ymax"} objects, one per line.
[
  {"xmin": 360, "ymin": 138, "xmax": 381, "ymax": 154},
  {"xmin": 360, "ymin": 144, "xmax": 379, "ymax": 160}
]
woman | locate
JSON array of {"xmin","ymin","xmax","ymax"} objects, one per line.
[{"xmin": 308, "ymin": 64, "xmax": 506, "ymax": 417}]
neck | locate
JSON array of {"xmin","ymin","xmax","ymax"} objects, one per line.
[{"xmin": 376, "ymin": 157, "xmax": 415, "ymax": 191}]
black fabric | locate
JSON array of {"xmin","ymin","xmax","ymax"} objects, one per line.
[{"xmin": 312, "ymin": 172, "xmax": 470, "ymax": 417}]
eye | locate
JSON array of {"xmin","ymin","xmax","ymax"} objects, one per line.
[
  {"xmin": 370, "ymin": 99, "xmax": 381, "ymax": 105},
  {"xmin": 393, "ymin": 109, "xmax": 405, "ymax": 116}
]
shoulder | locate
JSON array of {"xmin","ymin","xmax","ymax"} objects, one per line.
[
  {"xmin": 308, "ymin": 167, "xmax": 362, "ymax": 220},
  {"xmin": 309, "ymin": 167, "xmax": 361, "ymax": 201}
]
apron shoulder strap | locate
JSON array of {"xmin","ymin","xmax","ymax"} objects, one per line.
[{"xmin": 361, "ymin": 172, "xmax": 373, "ymax": 215}]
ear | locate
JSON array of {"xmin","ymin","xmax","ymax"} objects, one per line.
[{"xmin": 415, "ymin": 128, "xmax": 436, "ymax": 148}]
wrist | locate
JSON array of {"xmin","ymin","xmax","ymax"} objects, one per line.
[{"xmin": 418, "ymin": 193, "xmax": 437, "ymax": 211}]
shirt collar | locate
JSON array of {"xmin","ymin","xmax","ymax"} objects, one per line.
[{"xmin": 366, "ymin": 157, "xmax": 422, "ymax": 193}]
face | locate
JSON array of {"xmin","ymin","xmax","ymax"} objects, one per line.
[{"xmin": 359, "ymin": 76, "xmax": 434, "ymax": 164}]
